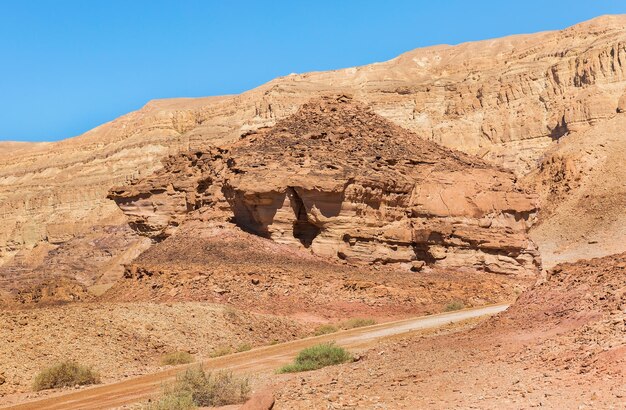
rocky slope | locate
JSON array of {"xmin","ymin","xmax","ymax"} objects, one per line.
[
  {"xmin": 103, "ymin": 222, "xmax": 527, "ymax": 319},
  {"xmin": 109, "ymin": 96, "xmax": 540, "ymax": 276},
  {"xmin": 273, "ymin": 252, "xmax": 626, "ymax": 409},
  {"xmin": 2, "ymin": 15, "xmax": 626, "ymax": 268},
  {"xmin": 0, "ymin": 225, "xmax": 150, "ymax": 307},
  {"xmin": 0, "ymin": 302, "xmax": 306, "ymax": 399}
]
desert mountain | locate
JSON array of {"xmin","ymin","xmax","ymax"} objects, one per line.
[
  {"xmin": 0, "ymin": 14, "xmax": 624, "ymax": 408},
  {"xmin": 1, "ymin": 15, "xmax": 625, "ymax": 277}
]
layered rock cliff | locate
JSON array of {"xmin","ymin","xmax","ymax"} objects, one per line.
[
  {"xmin": 525, "ymin": 111, "xmax": 626, "ymax": 267},
  {"xmin": 110, "ymin": 97, "xmax": 540, "ymax": 276},
  {"xmin": 2, "ymin": 15, "xmax": 626, "ymax": 266}
]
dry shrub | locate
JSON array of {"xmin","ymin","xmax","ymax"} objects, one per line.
[
  {"xmin": 314, "ymin": 324, "xmax": 338, "ymax": 336},
  {"xmin": 340, "ymin": 318, "xmax": 376, "ymax": 329},
  {"xmin": 33, "ymin": 361, "xmax": 100, "ymax": 391},
  {"xmin": 147, "ymin": 366, "xmax": 249, "ymax": 409},
  {"xmin": 444, "ymin": 300, "xmax": 465, "ymax": 311},
  {"xmin": 236, "ymin": 343, "xmax": 252, "ymax": 353},
  {"xmin": 145, "ymin": 389, "xmax": 196, "ymax": 410},
  {"xmin": 160, "ymin": 351, "xmax": 194, "ymax": 366},
  {"xmin": 210, "ymin": 345, "xmax": 233, "ymax": 358}
]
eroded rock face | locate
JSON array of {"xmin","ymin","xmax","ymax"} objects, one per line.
[
  {"xmin": 524, "ymin": 112, "xmax": 626, "ymax": 268},
  {"xmin": 110, "ymin": 97, "xmax": 540, "ymax": 276},
  {"xmin": 0, "ymin": 224, "xmax": 150, "ymax": 306},
  {"xmin": 1, "ymin": 16, "xmax": 625, "ymax": 264}
]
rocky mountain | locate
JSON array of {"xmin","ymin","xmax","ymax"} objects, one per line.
[{"xmin": 1, "ymin": 15, "xmax": 625, "ymax": 277}]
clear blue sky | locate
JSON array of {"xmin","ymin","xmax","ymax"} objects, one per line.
[{"xmin": 1, "ymin": 0, "xmax": 625, "ymax": 142}]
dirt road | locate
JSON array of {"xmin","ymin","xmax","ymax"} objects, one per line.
[{"xmin": 4, "ymin": 304, "xmax": 508, "ymax": 410}]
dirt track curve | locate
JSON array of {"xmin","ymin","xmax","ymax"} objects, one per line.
[{"xmin": 4, "ymin": 304, "xmax": 508, "ymax": 410}]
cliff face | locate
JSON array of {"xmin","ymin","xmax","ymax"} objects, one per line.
[
  {"xmin": 525, "ymin": 112, "xmax": 626, "ymax": 268},
  {"xmin": 110, "ymin": 97, "xmax": 540, "ymax": 276},
  {"xmin": 1, "ymin": 15, "xmax": 626, "ymax": 265}
]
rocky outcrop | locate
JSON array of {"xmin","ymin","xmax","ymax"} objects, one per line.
[
  {"xmin": 110, "ymin": 97, "xmax": 539, "ymax": 276},
  {"xmin": 2, "ymin": 15, "xmax": 626, "ymax": 265},
  {"xmin": 0, "ymin": 224, "xmax": 150, "ymax": 306}
]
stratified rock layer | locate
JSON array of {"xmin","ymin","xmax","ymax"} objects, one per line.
[
  {"xmin": 2, "ymin": 15, "xmax": 626, "ymax": 265},
  {"xmin": 524, "ymin": 113, "xmax": 626, "ymax": 268},
  {"xmin": 110, "ymin": 97, "xmax": 539, "ymax": 276}
]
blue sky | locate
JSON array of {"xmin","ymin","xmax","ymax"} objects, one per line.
[{"xmin": 1, "ymin": 1, "xmax": 625, "ymax": 142}]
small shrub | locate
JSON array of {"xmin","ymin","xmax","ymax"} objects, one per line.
[
  {"xmin": 210, "ymin": 346, "xmax": 232, "ymax": 358},
  {"xmin": 444, "ymin": 300, "xmax": 465, "ymax": 312},
  {"xmin": 277, "ymin": 343, "xmax": 353, "ymax": 373},
  {"xmin": 146, "ymin": 367, "xmax": 249, "ymax": 409},
  {"xmin": 269, "ymin": 340, "xmax": 280, "ymax": 346},
  {"xmin": 314, "ymin": 324, "xmax": 338, "ymax": 336},
  {"xmin": 223, "ymin": 306, "xmax": 238, "ymax": 321},
  {"xmin": 33, "ymin": 361, "xmax": 100, "ymax": 391},
  {"xmin": 160, "ymin": 351, "xmax": 194, "ymax": 366},
  {"xmin": 340, "ymin": 318, "xmax": 376, "ymax": 330},
  {"xmin": 236, "ymin": 343, "xmax": 252, "ymax": 353},
  {"xmin": 185, "ymin": 368, "xmax": 249, "ymax": 406},
  {"xmin": 145, "ymin": 389, "xmax": 196, "ymax": 410}
]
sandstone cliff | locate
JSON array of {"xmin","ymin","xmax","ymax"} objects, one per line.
[
  {"xmin": 109, "ymin": 96, "xmax": 540, "ymax": 276},
  {"xmin": 1, "ymin": 15, "xmax": 626, "ymax": 267},
  {"xmin": 525, "ymin": 112, "xmax": 626, "ymax": 267}
]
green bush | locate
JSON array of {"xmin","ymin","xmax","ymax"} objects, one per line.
[
  {"xmin": 33, "ymin": 361, "xmax": 100, "ymax": 391},
  {"xmin": 444, "ymin": 300, "xmax": 465, "ymax": 312},
  {"xmin": 160, "ymin": 351, "xmax": 194, "ymax": 366},
  {"xmin": 340, "ymin": 318, "xmax": 376, "ymax": 330},
  {"xmin": 278, "ymin": 343, "xmax": 353, "ymax": 373},
  {"xmin": 313, "ymin": 324, "xmax": 338, "ymax": 336}
]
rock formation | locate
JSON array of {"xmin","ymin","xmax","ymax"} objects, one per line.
[
  {"xmin": 1, "ymin": 15, "xmax": 626, "ymax": 269},
  {"xmin": 110, "ymin": 96, "xmax": 540, "ymax": 276},
  {"xmin": 0, "ymin": 224, "xmax": 150, "ymax": 306},
  {"xmin": 103, "ymin": 221, "xmax": 528, "ymax": 320},
  {"xmin": 524, "ymin": 112, "xmax": 626, "ymax": 268}
]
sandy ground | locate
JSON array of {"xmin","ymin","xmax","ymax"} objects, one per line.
[
  {"xmin": 0, "ymin": 302, "xmax": 306, "ymax": 401},
  {"xmin": 0, "ymin": 306, "xmax": 505, "ymax": 410},
  {"xmin": 273, "ymin": 253, "xmax": 626, "ymax": 409}
]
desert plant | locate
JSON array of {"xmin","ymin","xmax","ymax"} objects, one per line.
[
  {"xmin": 339, "ymin": 318, "xmax": 376, "ymax": 330},
  {"xmin": 277, "ymin": 343, "xmax": 353, "ymax": 373},
  {"xmin": 210, "ymin": 345, "xmax": 233, "ymax": 358},
  {"xmin": 444, "ymin": 300, "xmax": 465, "ymax": 312},
  {"xmin": 236, "ymin": 343, "xmax": 252, "ymax": 353},
  {"xmin": 145, "ymin": 389, "xmax": 197, "ymax": 410},
  {"xmin": 33, "ymin": 361, "xmax": 100, "ymax": 391},
  {"xmin": 313, "ymin": 324, "xmax": 338, "ymax": 336},
  {"xmin": 222, "ymin": 306, "xmax": 238, "ymax": 321},
  {"xmin": 147, "ymin": 367, "xmax": 249, "ymax": 409},
  {"xmin": 160, "ymin": 351, "xmax": 194, "ymax": 366}
]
